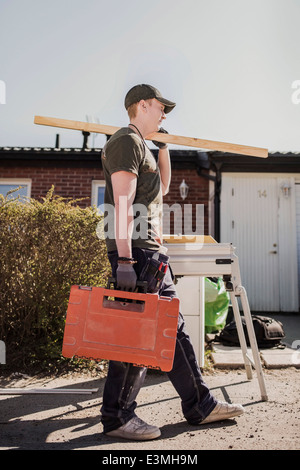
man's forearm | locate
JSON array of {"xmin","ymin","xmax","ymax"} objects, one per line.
[
  {"xmin": 114, "ymin": 197, "xmax": 134, "ymax": 258},
  {"xmin": 158, "ymin": 147, "xmax": 171, "ymax": 195},
  {"xmin": 111, "ymin": 171, "xmax": 137, "ymax": 259}
]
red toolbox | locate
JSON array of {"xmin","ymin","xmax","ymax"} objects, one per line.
[{"xmin": 62, "ymin": 284, "xmax": 180, "ymax": 371}]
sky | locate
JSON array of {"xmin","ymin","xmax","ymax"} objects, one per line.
[{"xmin": 0, "ymin": 0, "xmax": 300, "ymax": 152}]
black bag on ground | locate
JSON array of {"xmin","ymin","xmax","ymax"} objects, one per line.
[{"xmin": 216, "ymin": 315, "xmax": 285, "ymax": 349}]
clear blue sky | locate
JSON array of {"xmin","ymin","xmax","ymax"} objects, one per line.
[{"xmin": 1, "ymin": 0, "xmax": 300, "ymax": 151}]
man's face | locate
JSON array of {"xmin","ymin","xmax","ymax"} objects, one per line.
[{"xmin": 145, "ymin": 99, "xmax": 166, "ymax": 131}]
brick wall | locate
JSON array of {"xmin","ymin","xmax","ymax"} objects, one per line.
[
  {"xmin": 164, "ymin": 169, "xmax": 209, "ymax": 234},
  {"xmin": 0, "ymin": 160, "xmax": 209, "ymax": 234},
  {"xmin": 0, "ymin": 160, "xmax": 104, "ymax": 206}
]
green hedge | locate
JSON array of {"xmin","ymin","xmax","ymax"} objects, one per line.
[{"xmin": 0, "ymin": 187, "xmax": 111, "ymax": 371}]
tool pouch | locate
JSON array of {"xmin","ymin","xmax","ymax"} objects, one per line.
[{"xmin": 139, "ymin": 252, "xmax": 170, "ymax": 293}]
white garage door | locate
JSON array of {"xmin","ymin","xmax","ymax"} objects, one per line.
[{"xmin": 221, "ymin": 173, "xmax": 299, "ymax": 312}]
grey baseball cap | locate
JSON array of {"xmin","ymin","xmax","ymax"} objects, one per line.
[{"xmin": 124, "ymin": 84, "xmax": 176, "ymax": 114}]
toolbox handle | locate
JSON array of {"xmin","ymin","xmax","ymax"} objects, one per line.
[{"xmin": 106, "ymin": 277, "xmax": 148, "ymax": 294}]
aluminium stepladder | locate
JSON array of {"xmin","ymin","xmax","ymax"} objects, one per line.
[{"xmin": 221, "ymin": 248, "xmax": 268, "ymax": 401}]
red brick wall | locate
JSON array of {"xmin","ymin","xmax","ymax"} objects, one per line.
[
  {"xmin": 0, "ymin": 162, "xmax": 104, "ymax": 206},
  {"xmin": 164, "ymin": 169, "xmax": 209, "ymax": 234},
  {"xmin": 0, "ymin": 162, "xmax": 209, "ymax": 234}
]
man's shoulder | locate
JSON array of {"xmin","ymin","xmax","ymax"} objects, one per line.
[
  {"xmin": 101, "ymin": 126, "xmax": 145, "ymax": 173},
  {"xmin": 108, "ymin": 127, "xmax": 142, "ymax": 147}
]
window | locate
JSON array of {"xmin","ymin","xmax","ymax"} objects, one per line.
[
  {"xmin": 91, "ymin": 180, "xmax": 105, "ymax": 211},
  {"xmin": 0, "ymin": 179, "xmax": 31, "ymax": 202}
]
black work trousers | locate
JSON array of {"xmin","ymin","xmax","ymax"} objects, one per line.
[{"xmin": 100, "ymin": 247, "xmax": 217, "ymax": 433}]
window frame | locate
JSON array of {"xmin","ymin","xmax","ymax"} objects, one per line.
[
  {"xmin": 0, "ymin": 178, "xmax": 32, "ymax": 201},
  {"xmin": 91, "ymin": 180, "xmax": 106, "ymax": 209}
]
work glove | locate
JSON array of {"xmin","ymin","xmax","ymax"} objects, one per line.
[
  {"xmin": 116, "ymin": 263, "xmax": 137, "ymax": 291},
  {"xmin": 152, "ymin": 128, "xmax": 168, "ymax": 149}
]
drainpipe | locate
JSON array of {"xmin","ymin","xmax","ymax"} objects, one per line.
[
  {"xmin": 212, "ymin": 162, "xmax": 223, "ymax": 242},
  {"xmin": 196, "ymin": 153, "xmax": 223, "ymax": 242}
]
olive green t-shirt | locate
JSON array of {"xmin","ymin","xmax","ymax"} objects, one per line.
[{"xmin": 101, "ymin": 127, "xmax": 163, "ymax": 252}]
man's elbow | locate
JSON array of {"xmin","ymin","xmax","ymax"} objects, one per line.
[{"xmin": 161, "ymin": 185, "xmax": 169, "ymax": 196}]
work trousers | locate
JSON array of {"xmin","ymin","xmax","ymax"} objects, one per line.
[{"xmin": 100, "ymin": 247, "xmax": 217, "ymax": 433}]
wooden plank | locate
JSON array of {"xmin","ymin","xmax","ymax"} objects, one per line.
[
  {"xmin": 34, "ymin": 115, "xmax": 119, "ymax": 137},
  {"xmin": 34, "ymin": 115, "xmax": 268, "ymax": 158},
  {"xmin": 163, "ymin": 235, "xmax": 217, "ymax": 244}
]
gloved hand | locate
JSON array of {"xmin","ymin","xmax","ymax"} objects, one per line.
[
  {"xmin": 152, "ymin": 128, "xmax": 168, "ymax": 149},
  {"xmin": 116, "ymin": 263, "xmax": 137, "ymax": 291}
]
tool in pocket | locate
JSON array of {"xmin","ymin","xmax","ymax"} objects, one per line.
[{"xmin": 139, "ymin": 252, "xmax": 170, "ymax": 293}]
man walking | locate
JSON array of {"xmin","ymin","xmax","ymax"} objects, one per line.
[{"xmin": 100, "ymin": 84, "xmax": 244, "ymax": 440}]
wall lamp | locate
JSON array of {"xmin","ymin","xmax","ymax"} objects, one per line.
[
  {"xmin": 281, "ymin": 181, "xmax": 291, "ymax": 198},
  {"xmin": 179, "ymin": 179, "xmax": 189, "ymax": 200}
]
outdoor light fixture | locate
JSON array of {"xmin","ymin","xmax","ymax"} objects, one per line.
[
  {"xmin": 281, "ymin": 181, "xmax": 291, "ymax": 198},
  {"xmin": 179, "ymin": 179, "xmax": 189, "ymax": 200}
]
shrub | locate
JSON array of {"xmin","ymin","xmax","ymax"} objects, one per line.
[{"xmin": 0, "ymin": 187, "xmax": 111, "ymax": 371}]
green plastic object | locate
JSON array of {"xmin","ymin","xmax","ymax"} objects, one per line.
[{"xmin": 205, "ymin": 277, "xmax": 230, "ymax": 333}]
